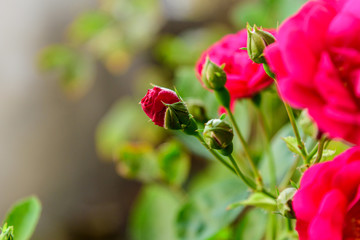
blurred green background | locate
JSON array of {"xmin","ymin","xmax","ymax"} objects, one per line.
[{"xmin": 0, "ymin": 0, "xmax": 311, "ymax": 239}]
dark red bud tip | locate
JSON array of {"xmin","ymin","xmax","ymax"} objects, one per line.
[{"xmin": 140, "ymin": 86, "xmax": 180, "ymax": 127}]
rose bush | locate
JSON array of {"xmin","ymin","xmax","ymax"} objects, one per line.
[
  {"xmin": 265, "ymin": 0, "xmax": 360, "ymax": 145},
  {"xmin": 293, "ymin": 147, "xmax": 360, "ymax": 240},
  {"xmin": 140, "ymin": 86, "xmax": 180, "ymax": 127},
  {"xmin": 196, "ymin": 29, "xmax": 275, "ymax": 104}
]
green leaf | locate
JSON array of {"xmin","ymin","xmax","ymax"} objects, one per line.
[
  {"xmin": 234, "ymin": 208, "xmax": 267, "ymax": 240},
  {"xmin": 129, "ymin": 184, "xmax": 181, "ymax": 240},
  {"xmin": 176, "ymin": 165, "xmax": 249, "ymax": 240},
  {"xmin": 228, "ymin": 192, "xmax": 277, "ymax": 211},
  {"xmin": 3, "ymin": 196, "xmax": 42, "ymax": 240},
  {"xmin": 282, "ymin": 136, "xmax": 302, "ymax": 156}
]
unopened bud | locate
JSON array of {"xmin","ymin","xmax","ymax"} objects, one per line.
[
  {"xmin": 203, "ymin": 119, "xmax": 233, "ymax": 153},
  {"xmin": 201, "ymin": 57, "xmax": 227, "ymax": 90},
  {"xmin": 186, "ymin": 99, "xmax": 208, "ymax": 123},
  {"xmin": 247, "ymin": 24, "xmax": 276, "ymax": 64},
  {"xmin": 277, "ymin": 188, "xmax": 297, "ymax": 219},
  {"xmin": 164, "ymin": 102, "xmax": 191, "ymax": 130}
]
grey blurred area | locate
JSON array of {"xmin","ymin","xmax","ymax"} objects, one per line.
[{"xmin": 0, "ymin": 0, "xmax": 236, "ymax": 239}]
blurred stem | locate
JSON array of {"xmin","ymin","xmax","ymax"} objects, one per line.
[
  {"xmin": 255, "ymin": 104, "xmax": 277, "ymax": 188},
  {"xmin": 264, "ymin": 64, "xmax": 308, "ymax": 161},
  {"xmin": 228, "ymin": 155, "xmax": 257, "ymax": 189},
  {"xmin": 312, "ymin": 137, "xmax": 326, "ymax": 165},
  {"xmin": 305, "ymin": 142, "xmax": 319, "ymax": 165},
  {"xmin": 286, "ymin": 219, "xmax": 293, "ymax": 232},
  {"xmin": 194, "ymin": 133, "xmax": 236, "ymax": 174},
  {"xmin": 279, "ymin": 156, "xmax": 300, "ymax": 190},
  {"xmin": 225, "ymin": 107, "xmax": 263, "ymax": 188},
  {"xmin": 283, "ymin": 103, "xmax": 308, "ymax": 161}
]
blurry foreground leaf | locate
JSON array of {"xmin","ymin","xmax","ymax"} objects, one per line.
[
  {"xmin": 129, "ymin": 184, "xmax": 181, "ymax": 240},
  {"xmin": 3, "ymin": 196, "xmax": 41, "ymax": 240}
]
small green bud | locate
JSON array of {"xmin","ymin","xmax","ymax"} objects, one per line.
[
  {"xmin": 186, "ymin": 99, "xmax": 208, "ymax": 123},
  {"xmin": 277, "ymin": 188, "xmax": 297, "ymax": 219},
  {"xmin": 164, "ymin": 102, "xmax": 198, "ymax": 135},
  {"xmin": 164, "ymin": 102, "xmax": 191, "ymax": 130},
  {"xmin": 247, "ymin": 24, "xmax": 276, "ymax": 64},
  {"xmin": 201, "ymin": 57, "xmax": 227, "ymax": 90},
  {"xmin": 0, "ymin": 223, "xmax": 14, "ymax": 240},
  {"xmin": 203, "ymin": 119, "xmax": 234, "ymax": 151}
]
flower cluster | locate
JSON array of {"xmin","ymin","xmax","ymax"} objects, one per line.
[{"xmin": 140, "ymin": 0, "xmax": 360, "ymax": 239}]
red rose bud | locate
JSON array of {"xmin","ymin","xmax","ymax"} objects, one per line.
[
  {"xmin": 141, "ymin": 86, "xmax": 181, "ymax": 127},
  {"xmin": 247, "ymin": 24, "xmax": 276, "ymax": 64},
  {"xmin": 201, "ymin": 57, "xmax": 227, "ymax": 90}
]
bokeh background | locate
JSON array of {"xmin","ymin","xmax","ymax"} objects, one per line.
[{"xmin": 0, "ymin": 0, "xmax": 307, "ymax": 239}]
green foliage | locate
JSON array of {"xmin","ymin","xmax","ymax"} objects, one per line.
[
  {"xmin": 115, "ymin": 142, "xmax": 160, "ymax": 181},
  {"xmin": 157, "ymin": 141, "xmax": 190, "ymax": 186},
  {"xmin": 3, "ymin": 196, "xmax": 41, "ymax": 240},
  {"xmin": 96, "ymin": 98, "xmax": 165, "ymax": 160},
  {"xmin": 234, "ymin": 208, "xmax": 267, "ymax": 240},
  {"xmin": 230, "ymin": 0, "xmax": 307, "ymax": 28},
  {"xmin": 129, "ymin": 185, "xmax": 182, "ymax": 240},
  {"xmin": 38, "ymin": 45, "xmax": 94, "ymax": 98},
  {"xmin": 176, "ymin": 165, "xmax": 249, "ymax": 240},
  {"xmin": 154, "ymin": 26, "xmax": 230, "ymax": 68},
  {"xmin": 68, "ymin": 11, "xmax": 113, "ymax": 44}
]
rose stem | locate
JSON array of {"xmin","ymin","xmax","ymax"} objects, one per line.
[
  {"xmin": 228, "ymin": 154, "xmax": 257, "ymax": 189},
  {"xmin": 254, "ymin": 104, "xmax": 277, "ymax": 188},
  {"xmin": 225, "ymin": 107, "xmax": 264, "ymax": 188},
  {"xmin": 283, "ymin": 103, "xmax": 308, "ymax": 161},
  {"xmin": 263, "ymin": 63, "xmax": 308, "ymax": 161},
  {"xmin": 194, "ymin": 133, "xmax": 236, "ymax": 174},
  {"xmin": 312, "ymin": 136, "xmax": 326, "ymax": 165}
]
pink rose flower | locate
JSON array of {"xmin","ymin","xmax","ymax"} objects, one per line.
[
  {"xmin": 265, "ymin": 0, "xmax": 360, "ymax": 145},
  {"xmin": 293, "ymin": 147, "xmax": 360, "ymax": 240},
  {"xmin": 141, "ymin": 86, "xmax": 180, "ymax": 127},
  {"xmin": 196, "ymin": 29, "xmax": 274, "ymax": 103}
]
